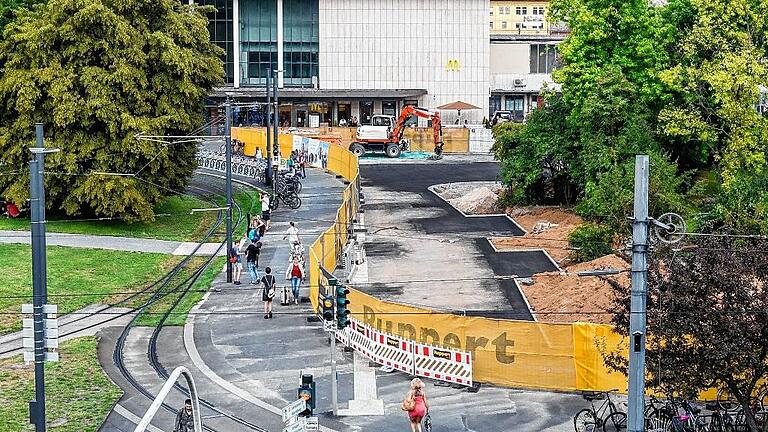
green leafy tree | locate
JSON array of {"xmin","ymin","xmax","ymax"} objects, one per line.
[
  {"xmin": 658, "ymin": 0, "xmax": 768, "ymax": 232},
  {"xmin": 0, "ymin": 0, "xmax": 223, "ymax": 221},
  {"xmin": 0, "ymin": 0, "xmax": 43, "ymax": 31}
]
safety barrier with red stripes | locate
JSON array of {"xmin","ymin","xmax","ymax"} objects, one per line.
[{"xmin": 338, "ymin": 318, "xmax": 473, "ymax": 386}]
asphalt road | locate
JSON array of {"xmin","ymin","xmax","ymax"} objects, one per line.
[{"xmin": 359, "ymin": 161, "xmax": 557, "ymax": 319}]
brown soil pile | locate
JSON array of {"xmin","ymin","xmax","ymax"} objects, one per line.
[
  {"xmin": 521, "ymin": 254, "xmax": 630, "ymax": 324},
  {"xmin": 491, "ymin": 207, "xmax": 583, "ymax": 265}
]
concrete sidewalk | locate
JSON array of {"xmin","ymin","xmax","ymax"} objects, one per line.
[{"xmin": 0, "ymin": 230, "xmax": 226, "ymax": 256}]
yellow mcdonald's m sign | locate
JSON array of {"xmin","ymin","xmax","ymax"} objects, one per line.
[{"xmin": 446, "ymin": 58, "xmax": 461, "ymax": 72}]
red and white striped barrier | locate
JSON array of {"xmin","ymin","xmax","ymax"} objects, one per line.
[
  {"xmin": 413, "ymin": 344, "xmax": 473, "ymax": 386},
  {"xmin": 338, "ymin": 319, "xmax": 473, "ymax": 387}
]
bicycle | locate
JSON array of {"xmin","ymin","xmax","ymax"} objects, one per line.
[
  {"xmin": 270, "ymin": 190, "xmax": 301, "ymax": 210},
  {"xmin": 573, "ymin": 389, "xmax": 627, "ymax": 432}
]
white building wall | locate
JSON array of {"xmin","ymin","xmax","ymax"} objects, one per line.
[{"xmin": 319, "ymin": 0, "xmax": 490, "ymax": 123}]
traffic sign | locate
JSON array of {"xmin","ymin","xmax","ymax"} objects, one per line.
[
  {"xmin": 282, "ymin": 398, "xmax": 307, "ymax": 423},
  {"xmin": 282, "ymin": 419, "xmax": 305, "ymax": 432},
  {"xmin": 305, "ymin": 416, "xmax": 319, "ymax": 431}
]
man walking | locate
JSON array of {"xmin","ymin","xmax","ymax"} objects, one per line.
[
  {"xmin": 246, "ymin": 240, "xmax": 261, "ymax": 284},
  {"xmin": 283, "ymin": 221, "xmax": 300, "ymax": 247},
  {"xmin": 261, "ymin": 192, "xmax": 271, "ymax": 231},
  {"xmin": 173, "ymin": 399, "xmax": 194, "ymax": 432}
]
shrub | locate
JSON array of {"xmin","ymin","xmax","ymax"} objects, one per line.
[{"xmin": 567, "ymin": 223, "xmax": 614, "ymax": 263}]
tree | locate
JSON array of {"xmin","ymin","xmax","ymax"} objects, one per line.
[
  {"xmin": 658, "ymin": 0, "xmax": 768, "ymax": 232},
  {"xmin": 0, "ymin": 0, "xmax": 223, "ymax": 221},
  {"xmin": 605, "ymin": 236, "xmax": 768, "ymax": 431}
]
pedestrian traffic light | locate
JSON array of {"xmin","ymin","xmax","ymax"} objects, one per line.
[
  {"xmin": 298, "ymin": 373, "xmax": 315, "ymax": 416},
  {"xmin": 321, "ymin": 296, "xmax": 334, "ymax": 322},
  {"xmin": 336, "ymin": 285, "xmax": 351, "ymax": 328}
]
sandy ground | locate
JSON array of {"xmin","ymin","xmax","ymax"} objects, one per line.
[
  {"xmin": 521, "ymin": 254, "xmax": 630, "ymax": 324},
  {"xmin": 491, "ymin": 207, "xmax": 583, "ymax": 266}
]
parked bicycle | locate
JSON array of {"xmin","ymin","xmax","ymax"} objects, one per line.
[
  {"xmin": 573, "ymin": 389, "xmax": 627, "ymax": 432},
  {"xmin": 270, "ymin": 189, "xmax": 301, "ymax": 210}
]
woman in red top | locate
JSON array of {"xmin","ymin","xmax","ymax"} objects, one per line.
[
  {"xmin": 285, "ymin": 257, "xmax": 304, "ymax": 305},
  {"xmin": 405, "ymin": 378, "xmax": 429, "ymax": 432}
]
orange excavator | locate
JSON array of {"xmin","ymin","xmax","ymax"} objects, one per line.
[{"xmin": 349, "ymin": 105, "xmax": 443, "ymax": 158}]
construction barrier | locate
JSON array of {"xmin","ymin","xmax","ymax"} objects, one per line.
[{"xmin": 341, "ymin": 318, "xmax": 473, "ymax": 387}]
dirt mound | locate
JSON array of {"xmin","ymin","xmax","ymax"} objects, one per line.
[
  {"xmin": 432, "ymin": 182, "xmax": 503, "ymax": 215},
  {"xmin": 491, "ymin": 207, "xmax": 583, "ymax": 265},
  {"xmin": 520, "ymin": 254, "xmax": 630, "ymax": 324}
]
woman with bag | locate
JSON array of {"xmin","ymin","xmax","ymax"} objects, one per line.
[
  {"xmin": 402, "ymin": 378, "xmax": 429, "ymax": 432},
  {"xmin": 284, "ymin": 257, "xmax": 305, "ymax": 305}
]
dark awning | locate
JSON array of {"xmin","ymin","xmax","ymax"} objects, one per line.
[{"xmin": 210, "ymin": 87, "xmax": 428, "ymax": 100}]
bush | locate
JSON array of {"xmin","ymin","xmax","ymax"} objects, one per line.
[{"xmin": 567, "ymin": 223, "xmax": 614, "ymax": 263}]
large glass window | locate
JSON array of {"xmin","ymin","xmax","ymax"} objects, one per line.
[
  {"xmin": 240, "ymin": 0, "xmax": 277, "ymax": 86},
  {"xmin": 530, "ymin": 44, "xmax": 559, "ymax": 73},
  {"xmin": 359, "ymin": 101, "xmax": 374, "ymax": 125},
  {"xmin": 382, "ymin": 101, "xmax": 397, "ymax": 116},
  {"xmin": 199, "ymin": 0, "xmax": 234, "ymax": 84},
  {"xmin": 284, "ymin": 0, "xmax": 319, "ymax": 87},
  {"xmin": 505, "ymin": 96, "xmax": 525, "ymax": 121}
]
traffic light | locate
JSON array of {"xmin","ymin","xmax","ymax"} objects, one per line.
[
  {"xmin": 298, "ymin": 373, "xmax": 315, "ymax": 416},
  {"xmin": 336, "ymin": 285, "xmax": 351, "ymax": 328},
  {"xmin": 321, "ymin": 295, "xmax": 334, "ymax": 322}
]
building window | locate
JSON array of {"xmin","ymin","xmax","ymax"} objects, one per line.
[
  {"xmin": 283, "ymin": 0, "xmax": 319, "ymax": 87},
  {"xmin": 504, "ymin": 6, "xmax": 510, "ymax": 14},
  {"xmin": 240, "ymin": 0, "xmax": 277, "ymax": 86},
  {"xmin": 359, "ymin": 101, "xmax": 374, "ymax": 125},
  {"xmin": 515, "ymin": 23, "xmax": 522, "ymax": 29},
  {"xmin": 530, "ymin": 44, "xmax": 559, "ymax": 74},
  {"xmin": 505, "ymin": 96, "xmax": 525, "ymax": 121},
  {"xmin": 198, "ymin": 0, "xmax": 234, "ymax": 84},
  {"xmin": 501, "ymin": 21, "xmax": 508, "ymax": 29},
  {"xmin": 490, "ymin": 21, "xmax": 494, "ymax": 29},
  {"xmin": 533, "ymin": 6, "xmax": 545, "ymax": 15},
  {"xmin": 489, "ymin": 7, "xmax": 494, "ymax": 15},
  {"xmin": 516, "ymin": 6, "xmax": 527, "ymax": 15},
  {"xmin": 382, "ymin": 101, "xmax": 397, "ymax": 116}
]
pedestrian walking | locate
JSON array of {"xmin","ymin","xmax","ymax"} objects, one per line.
[
  {"xmin": 230, "ymin": 243, "xmax": 243, "ymax": 285},
  {"xmin": 283, "ymin": 221, "xmax": 300, "ymax": 247},
  {"xmin": 173, "ymin": 399, "xmax": 194, "ymax": 432},
  {"xmin": 261, "ymin": 192, "xmax": 271, "ymax": 230},
  {"xmin": 261, "ymin": 267, "xmax": 276, "ymax": 319},
  {"xmin": 246, "ymin": 240, "xmax": 262, "ymax": 284},
  {"xmin": 285, "ymin": 256, "xmax": 305, "ymax": 304},
  {"xmin": 288, "ymin": 240, "xmax": 304, "ymax": 266},
  {"xmin": 297, "ymin": 150, "xmax": 307, "ymax": 178},
  {"xmin": 401, "ymin": 378, "xmax": 430, "ymax": 432},
  {"xmin": 251, "ymin": 215, "xmax": 266, "ymax": 239}
]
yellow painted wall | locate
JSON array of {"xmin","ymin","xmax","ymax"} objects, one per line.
[{"xmin": 490, "ymin": 0, "xmax": 551, "ymax": 35}]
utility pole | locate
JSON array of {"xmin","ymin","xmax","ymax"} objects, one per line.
[
  {"xmin": 272, "ymin": 69, "xmax": 280, "ymax": 201},
  {"xmin": 225, "ymin": 99, "xmax": 233, "ymax": 283},
  {"xmin": 265, "ymin": 70, "xmax": 273, "ymax": 188},
  {"xmin": 627, "ymin": 155, "xmax": 649, "ymax": 432},
  {"xmin": 29, "ymin": 123, "xmax": 56, "ymax": 432}
]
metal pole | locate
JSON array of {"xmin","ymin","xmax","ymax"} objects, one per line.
[
  {"xmin": 331, "ymin": 281, "xmax": 338, "ymax": 416},
  {"xmin": 627, "ymin": 155, "xmax": 649, "ymax": 432},
  {"xmin": 29, "ymin": 123, "xmax": 48, "ymax": 432},
  {"xmin": 225, "ymin": 99, "xmax": 233, "ymax": 283},
  {"xmin": 273, "ymin": 69, "xmax": 279, "ymax": 201},
  {"xmin": 265, "ymin": 71, "xmax": 273, "ymax": 187}
]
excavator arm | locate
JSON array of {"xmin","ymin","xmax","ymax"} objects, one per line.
[{"xmin": 389, "ymin": 106, "xmax": 444, "ymax": 155}]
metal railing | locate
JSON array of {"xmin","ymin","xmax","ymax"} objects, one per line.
[
  {"xmin": 133, "ymin": 366, "xmax": 202, "ymax": 432},
  {"xmin": 196, "ymin": 151, "xmax": 267, "ymax": 183}
]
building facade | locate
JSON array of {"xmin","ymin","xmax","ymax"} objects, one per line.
[{"xmin": 203, "ymin": 0, "xmax": 490, "ymax": 127}]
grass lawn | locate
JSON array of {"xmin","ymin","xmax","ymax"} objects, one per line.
[
  {"xmin": 0, "ymin": 336, "xmax": 122, "ymax": 432},
  {"xmin": 0, "ymin": 195, "xmax": 218, "ymax": 241},
  {"xmin": 0, "ymin": 244, "xmax": 174, "ymax": 334},
  {"xmin": 135, "ymin": 256, "xmax": 226, "ymax": 327}
]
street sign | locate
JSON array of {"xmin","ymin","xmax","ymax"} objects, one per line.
[
  {"xmin": 305, "ymin": 416, "xmax": 319, "ymax": 431},
  {"xmin": 281, "ymin": 398, "xmax": 307, "ymax": 423}
]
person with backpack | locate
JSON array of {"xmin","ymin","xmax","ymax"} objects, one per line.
[
  {"xmin": 246, "ymin": 241, "xmax": 262, "ymax": 284},
  {"xmin": 402, "ymin": 378, "xmax": 430, "ymax": 432},
  {"xmin": 284, "ymin": 256, "xmax": 304, "ymax": 305},
  {"xmin": 260, "ymin": 267, "xmax": 276, "ymax": 319}
]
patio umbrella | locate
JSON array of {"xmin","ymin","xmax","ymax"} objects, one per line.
[{"xmin": 436, "ymin": 100, "xmax": 481, "ymax": 116}]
